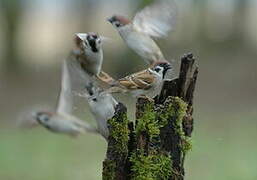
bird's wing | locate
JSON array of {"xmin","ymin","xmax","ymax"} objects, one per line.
[
  {"xmin": 74, "ymin": 33, "xmax": 88, "ymax": 50},
  {"xmin": 132, "ymin": 0, "xmax": 177, "ymax": 38},
  {"xmin": 68, "ymin": 51, "xmax": 93, "ymax": 90},
  {"xmin": 76, "ymin": 33, "xmax": 111, "ymax": 44},
  {"xmin": 117, "ymin": 69, "xmax": 154, "ymax": 90},
  {"xmin": 56, "ymin": 59, "xmax": 73, "ymax": 114},
  {"xmin": 76, "ymin": 33, "xmax": 88, "ymax": 41},
  {"xmin": 71, "ymin": 116, "xmax": 99, "ymax": 134}
]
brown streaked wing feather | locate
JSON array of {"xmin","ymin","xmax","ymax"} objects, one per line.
[
  {"xmin": 118, "ymin": 78, "xmax": 138, "ymax": 90},
  {"xmin": 118, "ymin": 69, "xmax": 154, "ymax": 90}
]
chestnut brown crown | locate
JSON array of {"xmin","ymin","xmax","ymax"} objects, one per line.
[{"xmin": 108, "ymin": 15, "xmax": 131, "ymax": 28}]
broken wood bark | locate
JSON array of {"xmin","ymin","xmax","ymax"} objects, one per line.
[{"xmin": 102, "ymin": 53, "xmax": 198, "ymax": 180}]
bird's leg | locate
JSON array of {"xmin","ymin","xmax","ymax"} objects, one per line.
[{"xmin": 97, "ymin": 71, "xmax": 116, "ymax": 85}]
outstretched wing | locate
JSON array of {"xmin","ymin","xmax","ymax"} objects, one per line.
[
  {"xmin": 133, "ymin": 0, "xmax": 177, "ymax": 38},
  {"xmin": 56, "ymin": 59, "xmax": 73, "ymax": 114},
  {"xmin": 68, "ymin": 51, "xmax": 93, "ymax": 89},
  {"xmin": 75, "ymin": 33, "xmax": 88, "ymax": 41},
  {"xmin": 117, "ymin": 69, "xmax": 154, "ymax": 90}
]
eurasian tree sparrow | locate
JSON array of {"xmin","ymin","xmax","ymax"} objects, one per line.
[
  {"xmin": 108, "ymin": 0, "xmax": 177, "ymax": 65},
  {"xmin": 72, "ymin": 32, "xmax": 115, "ymax": 86},
  {"xmin": 34, "ymin": 60, "xmax": 98, "ymax": 137},
  {"xmin": 74, "ymin": 32, "xmax": 103, "ymax": 76},
  {"xmin": 107, "ymin": 61, "xmax": 171, "ymax": 98},
  {"xmin": 78, "ymin": 82, "xmax": 118, "ymax": 140}
]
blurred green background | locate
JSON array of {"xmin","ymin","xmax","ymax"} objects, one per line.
[{"xmin": 0, "ymin": 0, "xmax": 257, "ymax": 179}]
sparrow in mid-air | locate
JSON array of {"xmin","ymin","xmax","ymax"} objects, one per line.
[
  {"xmin": 72, "ymin": 32, "xmax": 115, "ymax": 85},
  {"xmin": 107, "ymin": 61, "xmax": 171, "ymax": 98},
  {"xmin": 34, "ymin": 60, "xmax": 98, "ymax": 137},
  {"xmin": 81, "ymin": 82, "xmax": 118, "ymax": 140},
  {"xmin": 107, "ymin": 0, "xmax": 177, "ymax": 65},
  {"xmin": 73, "ymin": 32, "xmax": 103, "ymax": 76}
]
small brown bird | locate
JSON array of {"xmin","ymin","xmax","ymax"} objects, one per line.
[
  {"xmin": 107, "ymin": 61, "xmax": 171, "ymax": 98},
  {"xmin": 108, "ymin": 0, "xmax": 177, "ymax": 65}
]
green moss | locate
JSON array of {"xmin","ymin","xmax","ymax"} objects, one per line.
[
  {"xmin": 181, "ymin": 137, "xmax": 192, "ymax": 154},
  {"xmin": 102, "ymin": 159, "xmax": 116, "ymax": 180},
  {"xmin": 135, "ymin": 97, "xmax": 192, "ymax": 154},
  {"xmin": 161, "ymin": 97, "xmax": 192, "ymax": 154},
  {"xmin": 108, "ymin": 113, "xmax": 129, "ymax": 154},
  {"xmin": 135, "ymin": 103, "xmax": 161, "ymax": 140},
  {"xmin": 130, "ymin": 151, "xmax": 172, "ymax": 180},
  {"xmin": 165, "ymin": 97, "xmax": 187, "ymax": 124}
]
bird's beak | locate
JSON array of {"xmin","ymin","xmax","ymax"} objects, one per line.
[
  {"xmin": 107, "ymin": 17, "xmax": 114, "ymax": 23},
  {"xmin": 164, "ymin": 63, "xmax": 172, "ymax": 70},
  {"xmin": 167, "ymin": 64, "xmax": 172, "ymax": 70},
  {"xmin": 32, "ymin": 112, "xmax": 38, "ymax": 119}
]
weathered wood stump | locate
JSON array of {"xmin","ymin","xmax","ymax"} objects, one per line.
[{"xmin": 103, "ymin": 53, "xmax": 198, "ymax": 180}]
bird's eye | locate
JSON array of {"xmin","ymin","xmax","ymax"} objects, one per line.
[
  {"xmin": 115, "ymin": 22, "xmax": 121, "ymax": 27},
  {"xmin": 41, "ymin": 115, "xmax": 49, "ymax": 122},
  {"xmin": 154, "ymin": 67, "xmax": 161, "ymax": 73}
]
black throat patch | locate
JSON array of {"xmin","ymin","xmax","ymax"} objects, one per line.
[
  {"xmin": 87, "ymin": 35, "xmax": 98, "ymax": 53},
  {"xmin": 89, "ymin": 40, "xmax": 98, "ymax": 52}
]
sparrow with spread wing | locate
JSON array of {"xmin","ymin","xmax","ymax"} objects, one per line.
[
  {"xmin": 71, "ymin": 32, "xmax": 115, "ymax": 85},
  {"xmin": 108, "ymin": 0, "xmax": 177, "ymax": 65},
  {"xmin": 34, "ymin": 60, "xmax": 98, "ymax": 137},
  {"xmin": 74, "ymin": 32, "xmax": 103, "ymax": 76}
]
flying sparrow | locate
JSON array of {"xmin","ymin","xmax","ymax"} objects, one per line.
[
  {"xmin": 71, "ymin": 32, "xmax": 115, "ymax": 86},
  {"xmin": 73, "ymin": 32, "xmax": 103, "ymax": 76},
  {"xmin": 34, "ymin": 60, "xmax": 98, "ymax": 137},
  {"xmin": 107, "ymin": 0, "xmax": 177, "ymax": 65},
  {"xmin": 107, "ymin": 61, "xmax": 172, "ymax": 98}
]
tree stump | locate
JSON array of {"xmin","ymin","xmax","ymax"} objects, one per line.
[{"xmin": 102, "ymin": 53, "xmax": 198, "ymax": 180}]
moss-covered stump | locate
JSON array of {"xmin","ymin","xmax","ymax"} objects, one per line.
[
  {"xmin": 102, "ymin": 53, "xmax": 198, "ymax": 180},
  {"xmin": 157, "ymin": 53, "xmax": 198, "ymax": 137},
  {"xmin": 158, "ymin": 97, "xmax": 191, "ymax": 180},
  {"xmin": 102, "ymin": 103, "xmax": 130, "ymax": 180},
  {"xmin": 130, "ymin": 150, "xmax": 172, "ymax": 180},
  {"xmin": 131, "ymin": 97, "xmax": 174, "ymax": 180},
  {"xmin": 131, "ymin": 96, "xmax": 191, "ymax": 180}
]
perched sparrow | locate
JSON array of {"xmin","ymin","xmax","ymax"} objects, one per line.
[
  {"xmin": 82, "ymin": 82, "xmax": 118, "ymax": 140},
  {"xmin": 108, "ymin": 0, "xmax": 177, "ymax": 65},
  {"xmin": 34, "ymin": 60, "xmax": 98, "ymax": 137},
  {"xmin": 107, "ymin": 61, "xmax": 171, "ymax": 98}
]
